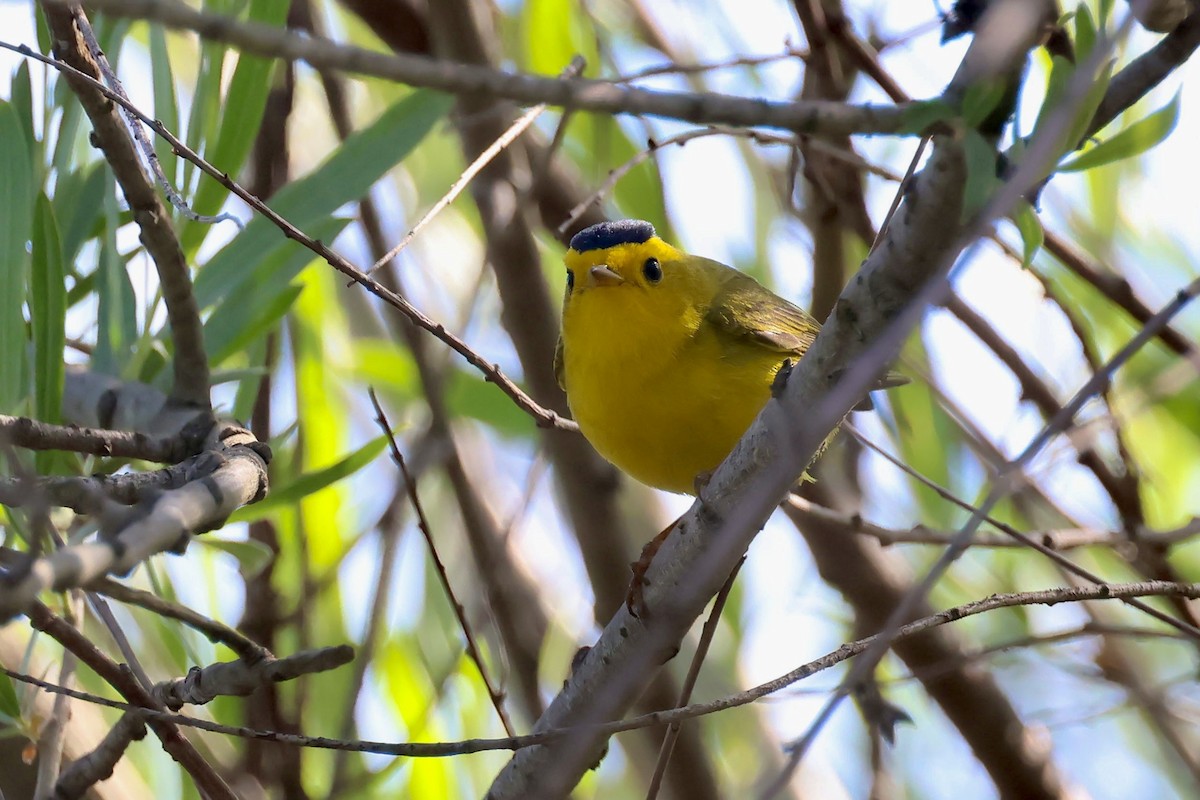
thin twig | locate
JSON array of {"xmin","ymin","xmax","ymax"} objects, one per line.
[
  {"xmin": 368, "ymin": 389, "xmax": 517, "ymax": 737},
  {"xmin": 646, "ymin": 559, "xmax": 744, "ymax": 800},
  {"xmin": 4, "ymin": 580, "xmax": 1198, "ymax": 757},
  {"xmin": 782, "ymin": 496, "xmax": 1200, "ymax": 550},
  {"xmin": 0, "ymin": 39, "xmax": 576, "ymax": 433},
  {"xmin": 777, "ymin": 269, "xmax": 1200, "ymax": 790},
  {"xmin": 840, "ymin": 424, "xmax": 1200, "ymax": 640},
  {"xmin": 368, "ymin": 57, "xmax": 586, "ymax": 275},
  {"xmin": 89, "ymin": 575, "xmax": 270, "ymax": 662},
  {"xmin": 24, "ymin": 600, "xmax": 237, "ymax": 799},
  {"xmin": 613, "ymin": 46, "xmax": 809, "ymax": 83}
]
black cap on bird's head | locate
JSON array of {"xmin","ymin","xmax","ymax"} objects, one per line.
[{"xmin": 569, "ymin": 219, "xmax": 656, "ymax": 253}]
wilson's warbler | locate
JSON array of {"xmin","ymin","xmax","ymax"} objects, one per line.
[{"xmin": 555, "ymin": 219, "xmax": 901, "ymax": 495}]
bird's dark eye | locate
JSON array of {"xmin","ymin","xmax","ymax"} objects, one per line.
[
  {"xmin": 566, "ymin": 269, "xmax": 575, "ymax": 293},
  {"xmin": 642, "ymin": 257, "xmax": 662, "ymax": 284}
]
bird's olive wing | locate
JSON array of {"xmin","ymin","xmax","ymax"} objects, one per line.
[
  {"xmin": 704, "ymin": 271, "xmax": 821, "ymax": 355},
  {"xmin": 553, "ymin": 335, "xmax": 566, "ymax": 390}
]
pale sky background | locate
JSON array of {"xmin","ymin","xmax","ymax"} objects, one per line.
[{"xmin": 1, "ymin": 0, "xmax": 1198, "ymax": 797}]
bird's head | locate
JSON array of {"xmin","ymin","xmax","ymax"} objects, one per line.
[{"xmin": 562, "ymin": 220, "xmax": 684, "ymax": 298}]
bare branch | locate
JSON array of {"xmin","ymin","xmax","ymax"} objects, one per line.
[
  {"xmin": 784, "ymin": 495, "xmax": 1200, "ymax": 550},
  {"xmin": 0, "ymin": 40, "xmax": 576, "ymax": 433},
  {"xmin": 4, "ymin": 580, "xmax": 1198, "ymax": 758},
  {"xmin": 42, "ymin": 2, "xmax": 211, "ymax": 409},
  {"xmin": 0, "ymin": 413, "xmax": 196, "ymax": 462},
  {"xmin": 151, "ymin": 646, "xmax": 354, "ymax": 709},
  {"xmin": 24, "ymin": 600, "xmax": 236, "ymax": 799},
  {"xmin": 53, "ymin": 712, "xmax": 148, "ymax": 800},
  {"xmin": 369, "ymin": 390, "xmax": 516, "ymax": 737},
  {"xmin": 89, "ymin": 576, "xmax": 269, "ymax": 662},
  {"xmin": 56, "ymin": 0, "xmax": 913, "ymax": 136},
  {"xmin": 0, "ymin": 433, "xmax": 270, "ymax": 622}
]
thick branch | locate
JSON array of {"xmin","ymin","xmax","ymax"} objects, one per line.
[
  {"xmin": 42, "ymin": 2, "xmax": 211, "ymax": 409},
  {"xmin": 0, "ymin": 414, "xmax": 195, "ymax": 463},
  {"xmin": 151, "ymin": 646, "xmax": 354, "ymax": 709},
  {"xmin": 25, "ymin": 601, "xmax": 236, "ymax": 799},
  {"xmin": 486, "ymin": 108, "xmax": 971, "ymax": 800},
  {"xmin": 0, "ymin": 434, "xmax": 269, "ymax": 621},
  {"xmin": 64, "ymin": 0, "xmax": 911, "ymax": 136}
]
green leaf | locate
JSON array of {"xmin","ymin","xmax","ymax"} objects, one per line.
[
  {"xmin": 350, "ymin": 339, "xmax": 419, "ymax": 399},
  {"xmin": 1064, "ymin": 59, "xmax": 1114, "ymax": 153},
  {"xmin": 0, "ymin": 671, "xmax": 19, "ymax": 720},
  {"xmin": 195, "ymin": 218, "xmax": 347, "ymax": 371},
  {"xmin": 11, "ymin": 61, "xmax": 36, "ymax": 165},
  {"xmin": 1032, "ymin": 55, "xmax": 1073, "ymax": 139},
  {"xmin": 961, "ymin": 128, "xmax": 999, "ymax": 222},
  {"xmin": 93, "ymin": 174, "xmax": 137, "ymax": 376},
  {"xmin": 898, "ymin": 99, "xmax": 955, "ymax": 135},
  {"xmin": 961, "ymin": 78, "xmax": 1009, "ymax": 128},
  {"xmin": 229, "ymin": 436, "xmax": 389, "ymax": 524},
  {"xmin": 205, "ymin": 283, "xmax": 302, "ymax": 367},
  {"xmin": 196, "ymin": 536, "xmax": 275, "ymax": 578},
  {"xmin": 447, "ymin": 369, "xmax": 535, "ymax": 439},
  {"xmin": 54, "ymin": 163, "xmax": 107, "ymax": 265},
  {"xmin": 1010, "ymin": 200, "xmax": 1044, "ymax": 268},
  {"xmin": 183, "ymin": 39, "xmax": 228, "ymax": 209},
  {"xmin": 194, "ymin": 90, "xmax": 453, "ymax": 310},
  {"xmin": 149, "ymin": 24, "xmax": 181, "ymax": 186},
  {"xmin": 0, "ymin": 101, "xmax": 33, "ymax": 413},
  {"xmin": 31, "ymin": 194, "xmax": 65, "ymax": 432},
  {"xmin": 520, "ymin": 0, "xmax": 596, "ymax": 75},
  {"xmin": 1074, "ymin": 3, "xmax": 1097, "ymax": 61},
  {"xmin": 1059, "ymin": 92, "xmax": 1181, "ymax": 172},
  {"xmin": 182, "ymin": 0, "xmax": 289, "ymax": 251}
]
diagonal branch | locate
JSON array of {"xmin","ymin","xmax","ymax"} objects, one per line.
[
  {"xmin": 25, "ymin": 600, "xmax": 236, "ymax": 799},
  {"xmin": 42, "ymin": 2, "xmax": 211, "ymax": 409},
  {"xmin": 0, "ymin": 430, "xmax": 270, "ymax": 622}
]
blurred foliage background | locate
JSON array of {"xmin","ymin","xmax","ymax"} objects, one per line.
[{"xmin": 1, "ymin": 0, "xmax": 1200, "ymax": 798}]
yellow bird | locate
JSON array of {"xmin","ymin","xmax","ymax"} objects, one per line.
[{"xmin": 555, "ymin": 219, "xmax": 898, "ymax": 495}]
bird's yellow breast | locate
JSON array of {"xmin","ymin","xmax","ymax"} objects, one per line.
[{"xmin": 560, "ymin": 263, "xmax": 786, "ymax": 494}]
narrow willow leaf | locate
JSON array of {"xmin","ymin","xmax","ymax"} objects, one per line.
[
  {"xmin": 521, "ymin": 0, "xmax": 596, "ymax": 75},
  {"xmin": 961, "ymin": 129, "xmax": 999, "ymax": 222},
  {"xmin": 93, "ymin": 172, "xmax": 137, "ymax": 375},
  {"xmin": 194, "ymin": 90, "xmax": 452, "ymax": 310},
  {"xmin": 205, "ymin": 283, "xmax": 302, "ymax": 367},
  {"xmin": 1010, "ymin": 200, "xmax": 1044, "ymax": 268},
  {"xmin": 1075, "ymin": 3, "xmax": 1097, "ymax": 61},
  {"xmin": 196, "ymin": 536, "xmax": 275, "ymax": 578},
  {"xmin": 899, "ymin": 99, "xmax": 955, "ymax": 135},
  {"xmin": 0, "ymin": 671, "xmax": 19, "ymax": 720},
  {"xmin": 961, "ymin": 78, "xmax": 1009, "ymax": 127},
  {"xmin": 182, "ymin": 0, "xmax": 290, "ymax": 252},
  {"xmin": 149, "ymin": 24, "xmax": 181, "ymax": 187},
  {"xmin": 1064, "ymin": 60, "xmax": 1114, "ymax": 153},
  {"xmin": 54, "ymin": 162, "xmax": 106, "ymax": 265},
  {"xmin": 183, "ymin": 218, "xmax": 345, "ymax": 378},
  {"xmin": 229, "ymin": 436, "xmax": 388, "ymax": 524},
  {"xmin": 0, "ymin": 102, "xmax": 33, "ymax": 413},
  {"xmin": 1060, "ymin": 92, "xmax": 1181, "ymax": 172},
  {"xmin": 31, "ymin": 194, "xmax": 66, "ymax": 430},
  {"xmin": 447, "ymin": 369, "xmax": 536, "ymax": 439},
  {"xmin": 11, "ymin": 61, "xmax": 36, "ymax": 164}
]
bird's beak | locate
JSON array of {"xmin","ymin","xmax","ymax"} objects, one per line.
[{"xmin": 587, "ymin": 265, "xmax": 624, "ymax": 287}]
